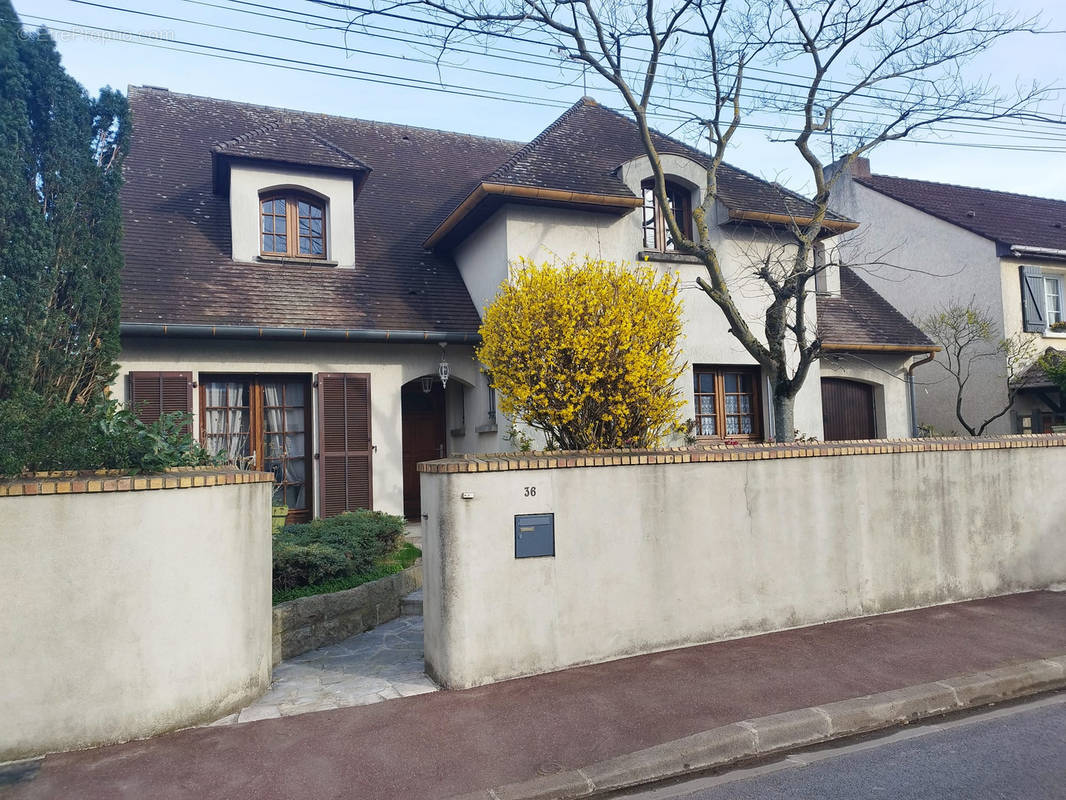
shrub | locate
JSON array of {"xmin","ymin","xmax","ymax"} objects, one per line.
[
  {"xmin": 0, "ymin": 392, "xmax": 218, "ymax": 476},
  {"xmin": 477, "ymin": 256, "xmax": 686, "ymax": 450},
  {"xmin": 272, "ymin": 510, "xmax": 407, "ymax": 592}
]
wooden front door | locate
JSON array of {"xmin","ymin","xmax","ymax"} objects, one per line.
[
  {"xmin": 401, "ymin": 380, "xmax": 447, "ymax": 520},
  {"xmin": 821, "ymin": 378, "xmax": 877, "ymax": 441}
]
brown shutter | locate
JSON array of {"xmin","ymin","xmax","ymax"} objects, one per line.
[
  {"xmin": 317, "ymin": 373, "xmax": 373, "ymax": 517},
  {"xmin": 128, "ymin": 372, "xmax": 193, "ymax": 431}
]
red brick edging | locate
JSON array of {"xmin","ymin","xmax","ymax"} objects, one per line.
[
  {"xmin": 0, "ymin": 466, "xmax": 274, "ymax": 497},
  {"xmin": 417, "ymin": 434, "xmax": 1066, "ymax": 473}
]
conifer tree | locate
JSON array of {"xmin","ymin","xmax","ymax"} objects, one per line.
[{"xmin": 0, "ymin": 0, "xmax": 128, "ymax": 403}]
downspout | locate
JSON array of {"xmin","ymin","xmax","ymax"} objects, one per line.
[{"xmin": 906, "ymin": 351, "xmax": 938, "ymax": 437}]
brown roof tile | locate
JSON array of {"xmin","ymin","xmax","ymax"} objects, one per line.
[
  {"xmin": 121, "ymin": 87, "xmax": 519, "ymax": 332},
  {"xmin": 213, "ymin": 119, "xmax": 370, "ymax": 172},
  {"xmin": 855, "ymin": 174, "xmax": 1066, "ymax": 250},
  {"xmin": 818, "ymin": 266, "xmax": 933, "ymax": 349}
]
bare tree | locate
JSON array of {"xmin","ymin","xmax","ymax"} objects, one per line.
[
  {"xmin": 921, "ymin": 300, "xmax": 1037, "ymax": 436},
  {"xmin": 359, "ymin": 0, "xmax": 1051, "ymax": 440}
]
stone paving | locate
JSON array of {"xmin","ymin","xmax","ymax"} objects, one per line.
[{"xmin": 210, "ymin": 614, "xmax": 438, "ymax": 726}]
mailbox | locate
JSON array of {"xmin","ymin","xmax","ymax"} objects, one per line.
[{"xmin": 514, "ymin": 513, "xmax": 555, "ymax": 558}]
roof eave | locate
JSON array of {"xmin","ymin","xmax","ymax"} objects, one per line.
[
  {"xmin": 727, "ymin": 209, "xmax": 859, "ymax": 234},
  {"xmin": 120, "ymin": 322, "xmax": 480, "ymax": 344},
  {"xmin": 424, "ymin": 181, "xmax": 642, "ymax": 249},
  {"xmin": 821, "ymin": 342, "xmax": 939, "ymax": 354}
]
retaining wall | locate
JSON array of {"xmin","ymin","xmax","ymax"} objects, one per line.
[
  {"xmin": 0, "ymin": 468, "xmax": 273, "ymax": 761},
  {"xmin": 272, "ymin": 564, "xmax": 423, "ymax": 664},
  {"xmin": 419, "ymin": 436, "xmax": 1066, "ymax": 689}
]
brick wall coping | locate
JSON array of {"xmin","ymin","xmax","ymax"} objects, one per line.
[
  {"xmin": 0, "ymin": 466, "xmax": 274, "ymax": 498},
  {"xmin": 417, "ymin": 434, "xmax": 1066, "ymax": 473}
]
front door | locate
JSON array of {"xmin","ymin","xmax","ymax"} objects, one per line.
[
  {"xmin": 401, "ymin": 380, "xmax": 447, "ymax": 520},
  {"xmin": 201, "ymin": 375, "xmax": 312, "ymax": 522},
  {"xmin": 821, "ymin": 378, "xmax": 876, "ymax": 441}
]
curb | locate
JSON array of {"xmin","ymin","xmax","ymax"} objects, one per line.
[{"xmin": 449, "ymin": 654, "xmax": 1066, "ymax": 800}]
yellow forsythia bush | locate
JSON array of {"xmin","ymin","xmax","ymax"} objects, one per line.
[{"xmin": 477, "ymin": 256, "xmax": 686, "ymax": 450}]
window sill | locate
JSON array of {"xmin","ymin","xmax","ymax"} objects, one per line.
[
  {"xmin": 636, "ymin": 250, "xmax": 703, "ymax": 265},
  {"xmin": 256, "ymin": 255, "xmax": 338, "ymax": 267},
  {"xmin": 1043, "ymin": 330, "xmax": 1066, "ymax": 338},
  {"xmin": 475, "ymin": 421, "xmax": 498, "ymax": 434}
]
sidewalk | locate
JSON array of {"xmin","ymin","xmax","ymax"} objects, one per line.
[{"xmin": 8, "ymin": 591, "xmax": 1066, "ymax": 800}]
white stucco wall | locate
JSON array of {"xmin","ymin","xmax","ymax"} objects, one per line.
[
  {"xmin": 829, "ymin": 175, "xmax": 1013, "ymax": 434},
  {"xmin": 0, "ymin": 477, "xmax": 273, "ymax": 760},
  {"xmin": 115, "ymin": 338, "xmax": 506, "ymax": 518},
  {"xmin": 229, "ymin": 162, "xmax": 356, "ymax": 268},
  {"xmin": 421, "ymin": 443, "xmax": 1066, "ymax": 689}
]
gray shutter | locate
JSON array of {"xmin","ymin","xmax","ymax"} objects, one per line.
[{"xmin": 1020, "ymin": 265, "xmax": 1046, "ymax": 333}]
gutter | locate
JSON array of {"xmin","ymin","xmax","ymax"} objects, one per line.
[
  {"xmin": 120, "ymin": 322, "xmax": 481, "ymax": 344},
  {"xmin": 424, "ymin": 181, "xmax": 643, "ymax": 248},
  {"xmin": 821, "ymin": 343, "xmax": 940, "ymax": 354},
  {"xmin": 728, "ymin": 209, "xmax": 859, "ymax": 233},
  {"xmin": 1010, "ymin": 245, "xmax": 1066, "ymax": 259}
]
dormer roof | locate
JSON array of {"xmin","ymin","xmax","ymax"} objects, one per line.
[{"xmin": 425, "ymin": 97, "xmax": 856, "ymax": 249}]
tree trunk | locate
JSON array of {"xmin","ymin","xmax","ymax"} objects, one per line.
[{"xmin": 772, "ymin": 391, "xmax": 795, "ymax": 442}]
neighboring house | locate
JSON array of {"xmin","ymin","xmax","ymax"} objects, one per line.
[
  {"xmin": 118, "ymin": 88, "xmax": 932, "ymax": 520},
  {"xmin": 828, "ymin": 157, "xmax": 1066, "ymax": 435}
]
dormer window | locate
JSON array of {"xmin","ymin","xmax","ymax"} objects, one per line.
[
  {"xmin": 260, "ymin": 192, "xmax": 326, "ymax": 258},
  {"xmin": 642, "ymin": 178, "xmax": 692, "ymax": 251}
]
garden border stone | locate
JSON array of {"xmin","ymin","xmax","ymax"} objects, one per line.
[{"xmin": 272, "ymin": 563, "xmax": 423, "ymax": 664}]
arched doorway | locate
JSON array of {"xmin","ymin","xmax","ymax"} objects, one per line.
[
  {"xmin": 401, "ymin": 378, "xmax": 447, "ymax": 520},
  {"xmin": 821, "ymin": 378, "xmax": 877, "ymax": 441}
]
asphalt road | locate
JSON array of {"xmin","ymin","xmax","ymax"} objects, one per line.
[{"xmin": 622, "ymin": 692, "xmax": 1066, "ymax": 800}]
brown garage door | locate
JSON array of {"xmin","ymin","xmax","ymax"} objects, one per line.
[{"xmin": 821, "ymin": 378, "xmax": 876, "ymax": 441}]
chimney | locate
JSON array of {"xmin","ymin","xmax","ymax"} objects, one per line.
[{"xmin": 849, "ymin": 156, "xmax": 871, "ymax": 178}]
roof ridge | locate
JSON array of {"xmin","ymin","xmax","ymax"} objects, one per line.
[
  {"xmin": 305, "ymin": 130, "xmax": 370, "ymax": 169},
  {"xmin": 213, "ymin": 119, "xmax": 285, "ymax": 152},
  {"xmin": 484, "ymin": 96, "xmax": 597, "ymax": 182},
  {"xmin": 858, "ymin": 172, "xmax": 1066, "ymax": 206},
  {"xmin": 129, "ymin": 85, "xmax": 524, "ymax": 150}
]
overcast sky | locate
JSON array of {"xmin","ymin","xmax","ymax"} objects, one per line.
[{"xmin": 15, "ymin": 0, "xmax": 1066, "ymax": 199}]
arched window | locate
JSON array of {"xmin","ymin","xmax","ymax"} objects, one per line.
[
  {"xmin": 260, "ymin": 192, "xmax": 326, "ymax": 258},
  {"xmin": 641, "ymin": 178, "xmax": 692, "ymax": 251}
]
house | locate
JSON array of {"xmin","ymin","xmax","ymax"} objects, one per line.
[
  {"xmin": 117, "ymin": 88, "xmax": 933, "ymax": 521},
  {"xmin": 828, "ymin": 157, "xmax": 1066, "ymax": 435}
]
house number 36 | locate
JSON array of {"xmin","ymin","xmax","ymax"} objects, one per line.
[{"xmin": 524, "ymin": 486, "xmax": 536, "ymax": 497}]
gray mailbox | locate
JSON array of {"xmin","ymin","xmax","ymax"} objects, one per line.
[{"xmin": 514, "ymin": 513, "xmax": 555, "ymax": 558}]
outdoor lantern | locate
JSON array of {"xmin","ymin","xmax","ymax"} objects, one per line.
[
  {"xmin": 420, "ymin": 375, "xmax": 435, "ymax": 394},
  {"xmin": 438, "ymin": 343, "xmax": 450, "ymax": 389}
]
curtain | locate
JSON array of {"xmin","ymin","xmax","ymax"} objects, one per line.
[{"xmin": 204, "ymin": 381, "xmax": 250, "ymax": 461}]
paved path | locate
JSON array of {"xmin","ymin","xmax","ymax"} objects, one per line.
[
  {"xmin": 9, "ymin": 591, "xmax": 1066, "ymax": 800},
  {"xmin": 213, "ymin": 615, "xmax": 437, "ymax": 725},
  {"xmin": 630, "ymin": 693, "xmax": 1066, "ymax": 799}
]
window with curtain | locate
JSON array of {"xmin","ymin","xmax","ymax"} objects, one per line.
[
  {"xmin": 260, "ymin": 192, "xmax": 326, "ymax": 258},
  {"xmin": 693, "ymin": 366, "xmax": 761, "ymax": 440},
  {"xmin": 201, "ymin": 375, "xmax": 311, "ymax": 521}
]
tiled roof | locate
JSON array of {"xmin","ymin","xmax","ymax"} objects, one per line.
[
  {"xmin": 485, "ymin": 98, "xmax": 851, "ymax": 222},
  {"xmin": 855, "ymin": 174, "xmax": 1066, "ymax": 250},
  {"xmin": 121, "ymin": 87, "xmax": 519, "ymax": 332},
  {"xmin": 1013, "ymin": 348, "xmax": 1063, "ymax": 390},
  {"xmin": 818, "ymin": 267, "xmax": 934, "ymax": 350},
  {"xmin": 212, "ymin": 120, "xmax": 370, "ymax": 172}
]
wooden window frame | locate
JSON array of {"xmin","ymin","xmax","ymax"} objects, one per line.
[
  {"xmin": 199, "ymin": 373, "xmax": 314, "ymax": 523},
  {"xmin": 642, "ymin": 178, "xmax": 693, "ymax": 251},
  {"xmin": 259, "ymin": 191, "xmax": 327, "ymax": 260},
  {"xmin": 693, "ymin": 365, "xmax": 762, "ymax": 441}
]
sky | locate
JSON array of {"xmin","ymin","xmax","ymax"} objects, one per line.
[{"xmin": 13, "ymin": 0, "xmax": 1066, "ymax": 199}]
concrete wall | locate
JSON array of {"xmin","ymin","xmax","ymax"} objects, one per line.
[
  {"xmin": 229, "ymin": 162, "xmax": 356, "ymax": 267},
  {"xmin": 420, "ymin": 440, "xmax": 1066, "ymax": 689},
  {"xmin": 829, "ymin": 173, "xmax": 1013, "ymax": 434},
  {"xmin": 0, "ymin": 471, "xmax": 273, "ymax": 760},
  {"xmin": 116, "ymin": 337, "xmax": 507, "ymax": 517}
]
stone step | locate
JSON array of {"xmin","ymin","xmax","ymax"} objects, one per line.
[{"xmin": 401, "ymin": 589, "xmax": 423, "ymax": 616}]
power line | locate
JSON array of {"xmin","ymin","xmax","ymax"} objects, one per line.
[
  {"xmin": 16, "ymin": 14, "xmax": 1066, "ymax": 154},
  {"xmin": 54, "ymin": 0, "xmax": 1066, "ymax": 146}
]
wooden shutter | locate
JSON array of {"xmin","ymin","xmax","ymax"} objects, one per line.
[
  {"xmin": 128, "ymin": 372, "xmax": 193, "ymax": 431},
  {"xmin": 317, "ymin": 373, "xmax": 373, "ymax": 517},
  {"xmin": 1021, "ymin": 265, "xmax": 1046, "ymax": 333}
]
